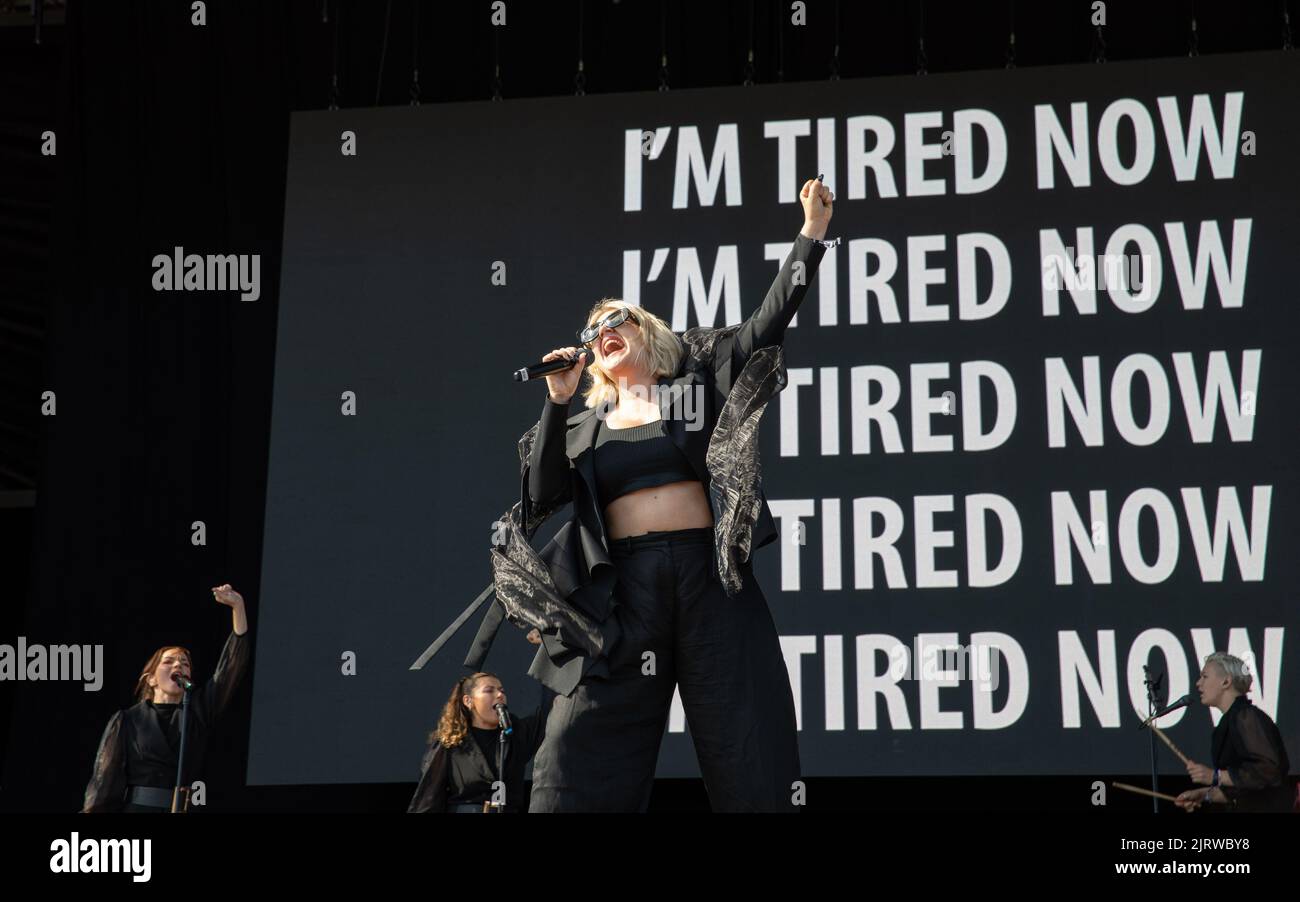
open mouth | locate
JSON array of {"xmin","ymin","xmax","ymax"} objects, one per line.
[{"xmin": 602, "ymin": 336, "xmax": 625, "ymax": 354}]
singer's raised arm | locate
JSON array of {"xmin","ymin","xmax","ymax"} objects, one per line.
[
  {"xmin": 199, "ymin": 585, "xmax": 251, "ymax": 721},
  {"xmin": 729, "ymin": 230, "xmax": 833, "ymax": 373},
  {"xmin": 728, "ymin": 178, "xmax": 834, "ymax": 375},
  {"xmin": 199, "ymin": 629, "xmax": 252, "ymax": 722}
]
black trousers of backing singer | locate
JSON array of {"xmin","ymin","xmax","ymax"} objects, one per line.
[{"xmin": 528, "ymin": 526, "xmax": 801, "ymax": 812}]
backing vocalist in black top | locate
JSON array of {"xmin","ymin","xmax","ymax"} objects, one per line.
[
  {"xmin": 408, "ymin": 662, "xmax": 551, "ymax": 813},
  {"xmin": 81, "ymin": 584, "xmax": 251, "ymax": 813},
  {"xmin": 1175, "ymin": 652, "xmax": 1294, "ymax": 813}
]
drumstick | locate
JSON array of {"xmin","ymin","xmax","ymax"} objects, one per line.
[
  {"xmin": 1147, "ymin": 723, "xmax": 1192, "ymax": 766},
  {"xmin": 1112, "ymin": 781, "xmax": 1180, "ymax": 803}
]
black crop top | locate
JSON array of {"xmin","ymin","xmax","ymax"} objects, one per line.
[{"xmin": 593, "ymin": 417, "xmax": 699, "ymax": 503}]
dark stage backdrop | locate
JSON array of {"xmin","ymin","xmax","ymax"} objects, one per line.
[{"xmin": 251, "ymin": 49, "xmax": 1299, "ymax": 783}]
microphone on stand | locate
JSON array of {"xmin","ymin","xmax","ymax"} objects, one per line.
[
  {"xmin": 1138, "ymin": 693, "xmax": 1195, "ymax": 728},
  {"xmin": 172, "ymin": 673, "xmax": 194, "ymax": 692},
  {"xmin": 513, "ymin": 348, "xmax": 592, "ymax": 383},
  {"xmin": 494, "ymin": 703, "xmax": 513, "ymax": 734}
]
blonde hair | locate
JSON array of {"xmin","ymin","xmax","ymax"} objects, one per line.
[
  {"xmin": 578, "ymin": 298, "xmax": 683, "ymax": 410},
  {"xmin": 1204, "ymin": 652, "xmax": 1253, "ymax": 695}
]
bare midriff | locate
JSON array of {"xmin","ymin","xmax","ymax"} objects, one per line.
[{"xmin": 603, "ymin": 480, "xmax": 714, "ymax": 539}]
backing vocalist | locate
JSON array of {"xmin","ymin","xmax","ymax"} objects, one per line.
[{"xmin": 81, "ymin": 584, "xmax": 251, "ymax": 813}]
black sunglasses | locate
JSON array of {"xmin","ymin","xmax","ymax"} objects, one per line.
[{"xmin": 577, "ymin": 307, "xmax": 640, "ymax": 346}]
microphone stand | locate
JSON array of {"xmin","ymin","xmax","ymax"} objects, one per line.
[
  {"xmin": 1142, "ymin": 665, "xmax": 1162, "ymax": 813},
  {"xmin": 495, "ymin": 732, "xmax": 506, "ymax": 814},
  {"xmin": 170, "ymin": 680, "xmax": 193, "ymax": 814},
  {"xmin": 494, "ymin": 706, "xmax": 512, "ymax": 815}
]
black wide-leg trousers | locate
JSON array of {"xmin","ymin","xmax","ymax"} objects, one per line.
[{"xmin": 529, "ymin": 526, "xmax": 801, "ymax": 812}]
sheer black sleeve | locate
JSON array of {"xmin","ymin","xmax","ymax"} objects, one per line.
[
  {"xmin": 199, "ymin": 630, "xmax": 252, "ymax": 721},
  {"xmin": 1222, "ymin": 709, "xmax": 1288, "ymax": 803},
  {"xmin": 81, "ymin": 710, "xmax": 127, "ymax": 813},
  {"xmin": 408, "ymin": 741, "xmax": 450, "ymax": 813}
]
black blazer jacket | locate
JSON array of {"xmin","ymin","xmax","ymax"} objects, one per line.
[{"xmin": 473, "ymin": 232, "xmax": 836, "ymax": 696}]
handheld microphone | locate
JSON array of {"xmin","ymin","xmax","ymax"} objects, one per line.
[
  {"xmin": 172, "ymin": 673, "xmax": 194, "ymax": 692},
  {"xmin": 513, "ymin": 348, "xmax": 592, "ymax": 383},
  {"xmin": 494, "ymin": 702, "xmax": 513, "ymax": 734},
  {"xmin": 1139, "ymin": 693, "xmax": 1195, "ymax": 728}
]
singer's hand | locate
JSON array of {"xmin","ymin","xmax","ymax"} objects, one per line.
[
  {"xmin": 213, "ymin": 583, "xmax": 249, "ymax": 636},
  {"xmin": 541, "ymin": 346, "xmax": 585, "ymax": 404},
  {"xmin": 212, "ymin": 584, "xmax": 244, "ymax": 609},
  {"xmin": 1186, "ymin": 761, "xmax": 1214, "ymax": 785},
  {"xmin": 800, "ymin": 176, "xmax": 833, "ymax": 240}
]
